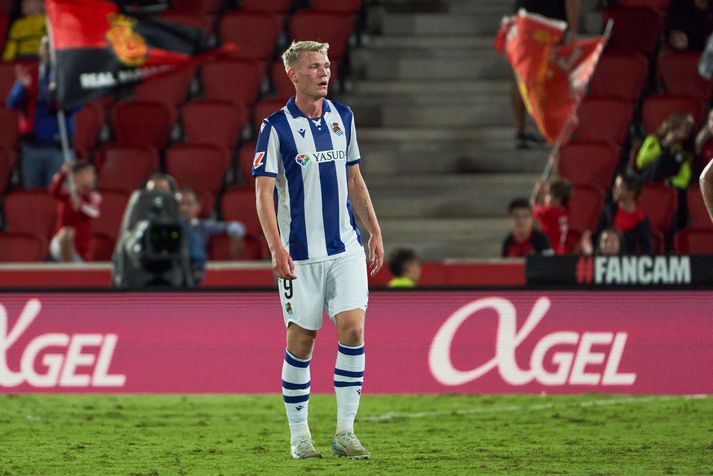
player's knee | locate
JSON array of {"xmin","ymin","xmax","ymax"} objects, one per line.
[{"xmin": 339, "ymin": 324, "xmax": 363, "ymax": 346}]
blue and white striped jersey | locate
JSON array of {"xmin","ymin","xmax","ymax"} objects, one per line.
[{"xmin": 252, "ymin": 97, "xmax": 363, "ymax": 263}]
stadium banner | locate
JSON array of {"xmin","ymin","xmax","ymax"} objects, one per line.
[
  {"xmin": 0, "ymin": 291, "xmax": 710, "ymax": 394},
  {"xmin": 526, "ymin": 255, "xmax": 713, "ymax": 286},
  {"xmin": 46, "ymin": 0, "xmax": 229, "ymax": 108}
]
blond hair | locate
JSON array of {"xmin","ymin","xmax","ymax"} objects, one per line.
[{"xmin": 281, "ymin": 40, "xmax": 330, "ymax": 71}]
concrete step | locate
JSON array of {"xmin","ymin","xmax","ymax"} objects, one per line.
[
  {"xmin": 353, "ymin": 53, "xmax": 509, "ymax": 80},
  {"xmin": 378, "ymin": 217, "xmax": 509, "ymax": 259},
  {"xmin": 358, "ymin": 126, "xmax": 546, "ymax": 148},
  {"xmin": 382, "ymin": 12, "xmax": 504, "ymax": 36},
  {"xmin": 350, "ymin": 79, "xmax": 510, "ymax": 96},
  {"xmin": 368, "ymin": 34, "xmax": 496, "ymax": 50},
  {"xmin": 351, "ymin": 101, "xmax": 512, "ymax": 127}
]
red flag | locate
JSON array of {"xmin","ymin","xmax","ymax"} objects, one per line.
[
  {"xmin": 497, "ymin": 10, "xmax": 607, "ymax": 145},
  {"xmin": 46, "ymin": 0, "xmax": 233, "ymax": 108}
]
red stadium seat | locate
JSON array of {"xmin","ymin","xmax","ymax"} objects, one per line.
[
  {"xmin": 674, "ymin": 228, "xmax": 713, "ymax": 254},
  {"xmin": 201, "ymin": 59, "xmax": 262, "ymax": 106},
  {"xmin": 219, "ymin": 12, "xmax": 282, "ymax": 61},
  {"xmin": 169, "ymin": 0, "xmax": 222, "ymax": 14},
  {"xmin": 93, "ymin": 144, "xmax": 159, "ymax": 176},
  {"xmin": 237, "ymin": 140, "xmax": 256, "ymax": 187},
  {"xmin": 311, "ymin": 0, "xmax": 363, "ymax": 13},
  {"xmin": 568, "ymin": 185, "xmax": 605, "ymax": 233},
  {"xmin": 91, "ymin": 189, "xmax": 130, "ymax": 240},
  {"xmin": 641, "ymin": 95, "xmax": 705, "ymax": 134},
  {"xmin": 74, "ymin": 101, "xmax": 106, "ymax": 160},
  {"xmin": 98, "ymin": 146, "xmax": 159, "ymax": 193},
  {"xmin": 165, "ymin": 144, "xmax": 228, "ymax": 194},
  {"xmin": 3, "ymin": 190, "xmax": 57, "ymax": 240},
  {"xmin": 686, "ymin": 185, "xmax": 713, "ymax": 230},
  {"xmin": 289, "ymin": 11, "xmax": 356, "ymax": 60},
  {"xmin": 558, "ymin": 140, "xmax": 620, "ymax": 190},
  {"xmin": 209, "ymin": 232, "xmax": 267, "ymax": 260},
  {"xmin": 181, "ymin": 100, "xmax": 247, "ymax": 149},
  {"xmin": 157, "ymin": 13, "xmax": 213, "ymax": 36},
  {"xmin": 574, "ymin": 97, "xmax": 633, "ymax": 145},
  {"xmin": 133, "ymin": 67, "xmax": 195, "ymax": 107},
  {"xmin": 0, "ymin": 232, "xmax": 47, "ymax": 262},
  {"xmin": 86, "ymin": 232, "xmax": 115, "ymax": 261},
  {"xmin": 253, "ymin": 98, "xmax": 285, "ymax": 133},
  {"xmin": 602, "ymin": 6, "xmax": 663, "ymax": 57},
  {"xmin": 240, "ymin": 0, "xmax": 292, "ymax": 13},
  {"xmin": 221, "ymin": 187, "xmax": 262, "ymax": 236},
  {"xmin": 0, "ymin": 63, "xmax": 18, "ymax": 104},
  {"xmin": 657, "ymin": 51, "xmax": 713, "ymax": 102},
  {"xmin": 618, "ymin": 0, "xmax": 670, "ymax": 10},
  {"xmin": 588, "ymin": 52, "xmax": 648, "ymax": 101},
  {"xmin": 0, "ymin": 106, "xmax": 19, "ymax": 149},
  {"xmin": 111, "ymin": 100, "xmax": 176, "ymax": 149},
  {"xmin": 638, "ymin": 183, "xmax": 677, "ymax": 234},
  {"xmin": 0, "ymin": 147, "xmax": 15, "ymax": 193}
]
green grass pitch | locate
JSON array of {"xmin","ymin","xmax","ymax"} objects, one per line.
[{"xmin": 1, "ymin": 394, "xmax": 711, "ymax": 475}]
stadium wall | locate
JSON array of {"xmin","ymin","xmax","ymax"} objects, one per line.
[{"xmin": 0, "ymin": 291, "xmax": 710, "ymax": 395}]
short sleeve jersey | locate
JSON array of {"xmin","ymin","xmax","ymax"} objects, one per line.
[{"xmin": 252, "ymin": 97, "xmax": 363, "ymax": 263}]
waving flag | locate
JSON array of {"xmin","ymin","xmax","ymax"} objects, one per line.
[
  {"xmin": 46, "ymin": 0, "xmax": 230, "ymax": 108},
  {"xmin": 496, "ymin": 10, "xmax": 607, "ymax": 145}
]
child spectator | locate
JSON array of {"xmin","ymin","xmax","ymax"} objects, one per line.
[
  {"xmin": 581, "ymin": 227, "xmax": 625, "ymax": 256},
  {"xmin": 665, "ymin": 0, "xmax": 713, "ymax": 51},
  {"xmin": 387, "ymin": 248, "xmax": 421, "ymax": 288},
  {"xmin": 3, "ymin": 0, "xmax": 46, "ymax": 62},
  {"xmin": 637, "ymin": 112, "xmax": 695, "ymax": 189},
  {"xmin": 48, "ymin": 161, "xmax": 101, "ymax": 262},
  {"xmin": 177, "ymin": 187, "xmax": 246, "ymax": 259},
  {"xmin": 594, "ymin": 172, "xmax": 652, "ymax": 255},
  {"xmin": 502, "ymin": 198, "xmax": 553, "ymax": 257},
  {"xmin": 531, "ymin": 178, "xmax": 571, "ymax": 255}
]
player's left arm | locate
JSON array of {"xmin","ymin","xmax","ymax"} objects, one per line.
[
  {"xmin": 347, "ymin": 163, "xmax": 384, "ymax": 276},
  {"xmin": 700, "ymin": 159, "xmax": 713, "ymax": 224}
]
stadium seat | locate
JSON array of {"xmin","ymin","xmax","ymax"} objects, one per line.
[
  {"xmin": 674, "ymin": 228, "xmax": 713, "ymax": 254},
  {"xmin": 86, "ymin": 232, "xmax": 116, "ymax": 261},
  {"xmin": 221, "ymin": 188, "xmax": 262, "ymax": 236},
  {"xmin": 165, "ymin": 144, "xmax": 228, "ymax": 194},
  {"xmin": 558, "ymin": 140, "xmax": 619, "ymax": 190},
  {"xmin": 0, "ymin": 232, "xmax": 47, "ymax": 262},
  {"xmin": 617, "ymin": 0, "xmax": 670, "ymax": 10},
  {"xmin": 111, "ymin": 100, "xmax": 176, "ymax": 149},
  {"xmin": 133, "ymin": 67, "xmax": 196, "ymax": 107},
  {"xmin": 92, "ymin": 189, "xmax": 130, "ymax": 241},
  {"xmin": 169, "ymin": 0, "xmax": 222, "ymax": 14},
  {"xmin": 289, "ymin": 11, "xmax": 356, "ymax": 60},
  {"xmin": 568, "ymin": 186, "xmax": 605, "ymax": 233},
  {"xmin": 74, "ymin": 101, "xmax": 106, "ymax": 160},
  {"xmin": 574, "ymin": 97, "xmax": 633, "ymax": 145},
  {"xmin": 0, "ymin": 62, "xmax": 18, "ymax": 104},
  {"xmin": 157, "ymin": 12, "xmax": 213, "ymax": 36},
  {"xmin": 686, "ymin": 185, "xmax": 713, "ymax": 230},
  {"xmin": 638, "ymin": 183, "xmax": 677, "ymax": 234},
  {"xmin": 98, "ymin": 146, "xmax": 159, "ymax": 193},
  {"xmin": 602, "ymin": 6, "xmax": 663, "ymax": 58},
  {"xmin": 253, "ymin": 98, "xmax": 285, "ymax": 133},
  {"xmin": 311, "ymin": 0, "xmax": 363, "ymax": 13},
  {"xmin": 0, "ymin": 106, "xmax": 19, "ymax": 149},
  {"xmin": 237, "ymin": 140, "xmax": 256, "ymax": 187},
  {"xmin": 219, "ymin": 12, "xmax": 282, "ymax": 61},
  {"xmin": 588, "ymin": 52, "xmax": 648, "ymax": 101},
  {"xmin": 0, "ymin": 147, "xmax": 15, "ymax": 193},
  {"xmin": 3, "ymin": 190, "xmax": 57, "ymax": 241},
  {"xmin": 201, "ymin": 59, "xmax": 263, "ymax": 106},
  {"xmin": 657, "ymin": 51, "xmax": 713, "ymax": 102},
  {"xmin": 181, "ymin": 100, "xmax": 247, "ymax": 149},
  {"xmin": 641, "ymin": 95, "xmax": 705, "ymax": 134},
  {"xmin": 240, "ymin": 0, "xmax": 292, "ymax": 13},
  {"xmin": 93, "ymin": 144, "xmax": 160, "ymax": 176},
  {"xmin": 209, "ymin": 232, "xmax": 267, "ymax": 260}
]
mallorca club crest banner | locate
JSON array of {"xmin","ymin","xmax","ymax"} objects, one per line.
[
  {"xmin": 46, "ymin": 0, "xmax": 228, "ymax": 108},
  {"xmin": 496, "ymin": 10, "xmax": 607, "ymax": 144}
]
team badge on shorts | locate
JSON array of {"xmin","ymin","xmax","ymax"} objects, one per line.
[
  {"xmin": 285, "ymin": 302, "xmax": 294, "ymax": 315},
  {"xmin": 332, "ymin": 122, "xmax": 344, "ymax": 136}
]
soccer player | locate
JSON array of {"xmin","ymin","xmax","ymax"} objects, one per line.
[
  {"xmin": 252, "ymin": 41, "xmax": 384, "ymax": 460},
  {"xmin": 700, "ymin": 158, "xmax": 713, "ymax": 224}
]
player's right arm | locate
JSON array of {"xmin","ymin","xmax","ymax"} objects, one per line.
[{"xmin": 700, "ymin": 159, "xmax": 713, "ymax": 225}]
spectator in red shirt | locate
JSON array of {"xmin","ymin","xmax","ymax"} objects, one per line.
[
  {"xmin": 48, "ymin": 161, "xmax": 101, "ymax": 262},
  {"xmin": 531, "ymin": 178, "xmax": 571, "ymax": 255},
  {"xmin": 502, "ymin": 198, "xmax": 553, "ymax": 257}
]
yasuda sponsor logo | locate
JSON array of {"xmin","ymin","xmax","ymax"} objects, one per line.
[{"xmin": 294, "ymin": 149, "xmax": 347, "ymax": 167}]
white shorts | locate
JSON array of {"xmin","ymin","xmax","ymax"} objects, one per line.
[
  {"xmin": 279, "ymin": 249, "xmax": 368, "ymax": 330},
  {"xmin": 49, "ymin": 232, "xmax": 83, "ymax": 263}
]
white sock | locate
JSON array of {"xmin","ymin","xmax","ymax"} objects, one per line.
[
  {"xmin": 334, "ymin": 342, "xmax": 365, "ymax": 434},
  {"xmin": 282, "ymin": 349, "xmax": 311, "ymax": 443}
]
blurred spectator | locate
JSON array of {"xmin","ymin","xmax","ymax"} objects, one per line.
[
  {"xmin": 511, "ymin": 0, "xmax": 580, "ymax": 149},
  {"xmin": 145, "ymin": 174, "xmax": 206, "ymax": 282},
  {"xmin": 695, "ymin": 109, "xmax": 713, "ymax": 169},
  {"xmin": 177, "ymin": 187, "xmax": 246, "ymax": 259},
  {"xmin": 3, "ymin": 0, "xmax": 46, "ymax": 62},
  {"xmin": 531, "ymin": 178, "xmax": 571, "ymax": 255},
  {"xmin": 637, "ymin": 112, "xmax": 695, "ymax": 190},
  {"xmin": 665, "ymin": 0, "xmax": 713, "ymax": 51},
  {"xmin": 502, "ymin": 198, "xmax": 553, "ymax": 257},
  {"xmin": 7, "ymin": 36, "xmax": 75, "ymax": 188},
  {"xmin": 387, "ymin": 248, "xmax": 421, "ymax": 288},
  {"xmin": 581, "ymin": 227, "xmax": 625, "ymax": 256},
  {"xmin": 593, "ymin": 171, "xmax": 652, "ymax": 255},
  {"xmin": 48, "ymin": 161, "xmax": 101, "ymax": 262}
]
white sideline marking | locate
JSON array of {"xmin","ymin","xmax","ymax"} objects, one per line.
[{"xmin": 360, "ymin": 395, "xmax": 708, "ymax": 422}]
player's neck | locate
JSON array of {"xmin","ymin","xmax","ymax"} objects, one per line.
[{"xmin": 294, "ymin": 94, "xmax": 324, "ymax": 119}]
